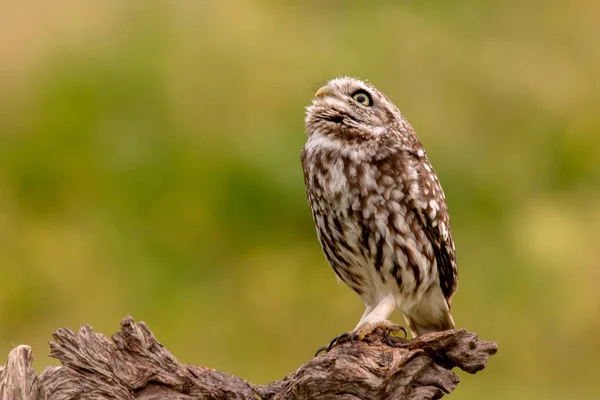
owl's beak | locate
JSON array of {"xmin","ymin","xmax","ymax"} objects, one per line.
[{"xmin": 314, "ymin": 86, "xmax": 333, "ymax": 99}]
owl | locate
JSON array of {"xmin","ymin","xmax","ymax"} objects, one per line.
[{"xmin": 301, "ymin": 77, "xmax": 458, "ymax": 351}]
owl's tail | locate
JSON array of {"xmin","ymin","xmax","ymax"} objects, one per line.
[{"xmin": 404, "ymin": 286, "xmax": 456, "ymax": 337}]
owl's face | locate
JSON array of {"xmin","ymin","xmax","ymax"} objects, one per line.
[{"xmin": 305, "ymin": 77, "xmax": 400, "ymax": 141}]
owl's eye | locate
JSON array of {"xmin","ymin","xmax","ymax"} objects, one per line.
[{"xmin": 351, "ymin": 90, "xmax": 372, "ymax": 106}]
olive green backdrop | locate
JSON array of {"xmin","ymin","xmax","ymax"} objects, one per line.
[{"xmin": 1, "ymin": 1, "xmax": 599, "ymax": 398}]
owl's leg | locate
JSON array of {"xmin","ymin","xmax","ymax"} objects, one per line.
[
  {"xmin": 351, "ymin": 294, "xmax": 406, "ymax": 341},
  {"xmin": 357, "ymin": 304, "xmax": 375, "ymax": 324},
  {"xmin": 315, "ymin": 295, "xmax": 406, "ymax": 356}
]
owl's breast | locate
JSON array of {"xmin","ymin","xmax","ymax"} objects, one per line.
[{"xmin": 302, "ymin": 142, "xmax": 439, "ymax": 305}]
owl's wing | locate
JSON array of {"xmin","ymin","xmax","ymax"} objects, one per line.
[{"xmin": 405, "ymin": 150, "xmax": 458, "ymax": 303}]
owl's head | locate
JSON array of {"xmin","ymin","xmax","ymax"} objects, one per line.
[{"xmin": 305, "ymin": 77, "xmax": 404, "ymax": 141}]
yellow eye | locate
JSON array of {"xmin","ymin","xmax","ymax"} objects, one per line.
[{"xmin": 351, "ymin": 90, "xmax": 372, "ymax": 106}]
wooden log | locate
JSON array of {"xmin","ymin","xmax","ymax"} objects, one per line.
[{"xmin": 0, "ymin": 317, "xmax": 497, "ymax": 400}]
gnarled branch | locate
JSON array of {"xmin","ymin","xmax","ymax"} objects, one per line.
[{"xmin": 0, "ymin": 317, "xmax": 497, "ymax": 399}]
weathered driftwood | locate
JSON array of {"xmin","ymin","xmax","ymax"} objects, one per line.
[{"xmin": 0, "ymin": 317, "xmax": 497, "ymax": 400}]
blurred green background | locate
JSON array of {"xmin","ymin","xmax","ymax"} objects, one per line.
[{"xmin": 1, "ymin": 1, "xmax": 599, "ymax": 398}]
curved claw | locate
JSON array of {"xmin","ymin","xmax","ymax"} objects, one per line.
[
  {"xmin": 383, "ymin": 324, "xmax": 407, "ymax": 338},
  {"xmin": 315, "ymin": 332, "xmax": 353, "ymax": 357},
  {"xmin": 399, "ymin": 326, "xmax": 407, "ymax": 338},
  {"xmin": 314, "ymin": 345, "xmax": 328, "ymax": 357},
  {"xmin": 327, "ymin": 332, "xmax": 351, "ymax": 352}
]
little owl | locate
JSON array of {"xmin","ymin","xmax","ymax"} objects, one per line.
[{"xmin": 301, "ymin": 77, "xmax": 458, "ymax": 352}]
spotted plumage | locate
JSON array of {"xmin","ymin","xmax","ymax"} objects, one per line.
[{"xmin": 301, "ymin": 77, "xmax": 458, "ymax": 341}]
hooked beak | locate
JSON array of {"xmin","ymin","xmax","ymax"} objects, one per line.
[{"xmin": 314, "ymin": 86, "xmax": 333, "ymax": 99}]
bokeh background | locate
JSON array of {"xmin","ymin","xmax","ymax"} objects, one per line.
[{"xmin": 1, "ymin": 1, "xmax": 599, "ymax": 398}]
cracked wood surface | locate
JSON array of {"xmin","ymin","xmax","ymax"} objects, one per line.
[{"xmin": 0, "ymin": 317, "xmax": 497, "ymax": 400}]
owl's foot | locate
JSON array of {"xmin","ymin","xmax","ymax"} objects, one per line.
[
  {"xmin": 351, "ymin": 320, "xmax": 407, "ymax": 342},
  {"xmin": 314, "ymin": 321, "xmax": 407, "ymax": 356}
]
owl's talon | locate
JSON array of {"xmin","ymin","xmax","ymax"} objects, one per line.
[
  {"xmin": 315, "ymin": 321, "xmax": 408, "ymax": 357},
  {"xmin": 400, "ymin": 326, "xmax": 407, "ymax": 338},
  {"xmin": 315, "ymin": 332, "xmax": 353, "ymax": 357},
  {"xmin": 384, "ymin": 324, "xmax": 407, "ymax": 338},
  {"xmin": 327, "ymin": 332, "xmax": 351, "ymax": 351},
  {"xmin": 314, "ymin": 345, "xmax": 328, "ymax": 357}
]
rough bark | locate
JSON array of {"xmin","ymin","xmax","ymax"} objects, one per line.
[{"xmin": 0, "ymin": 317, "xmax": 497, "ymax": 400}]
